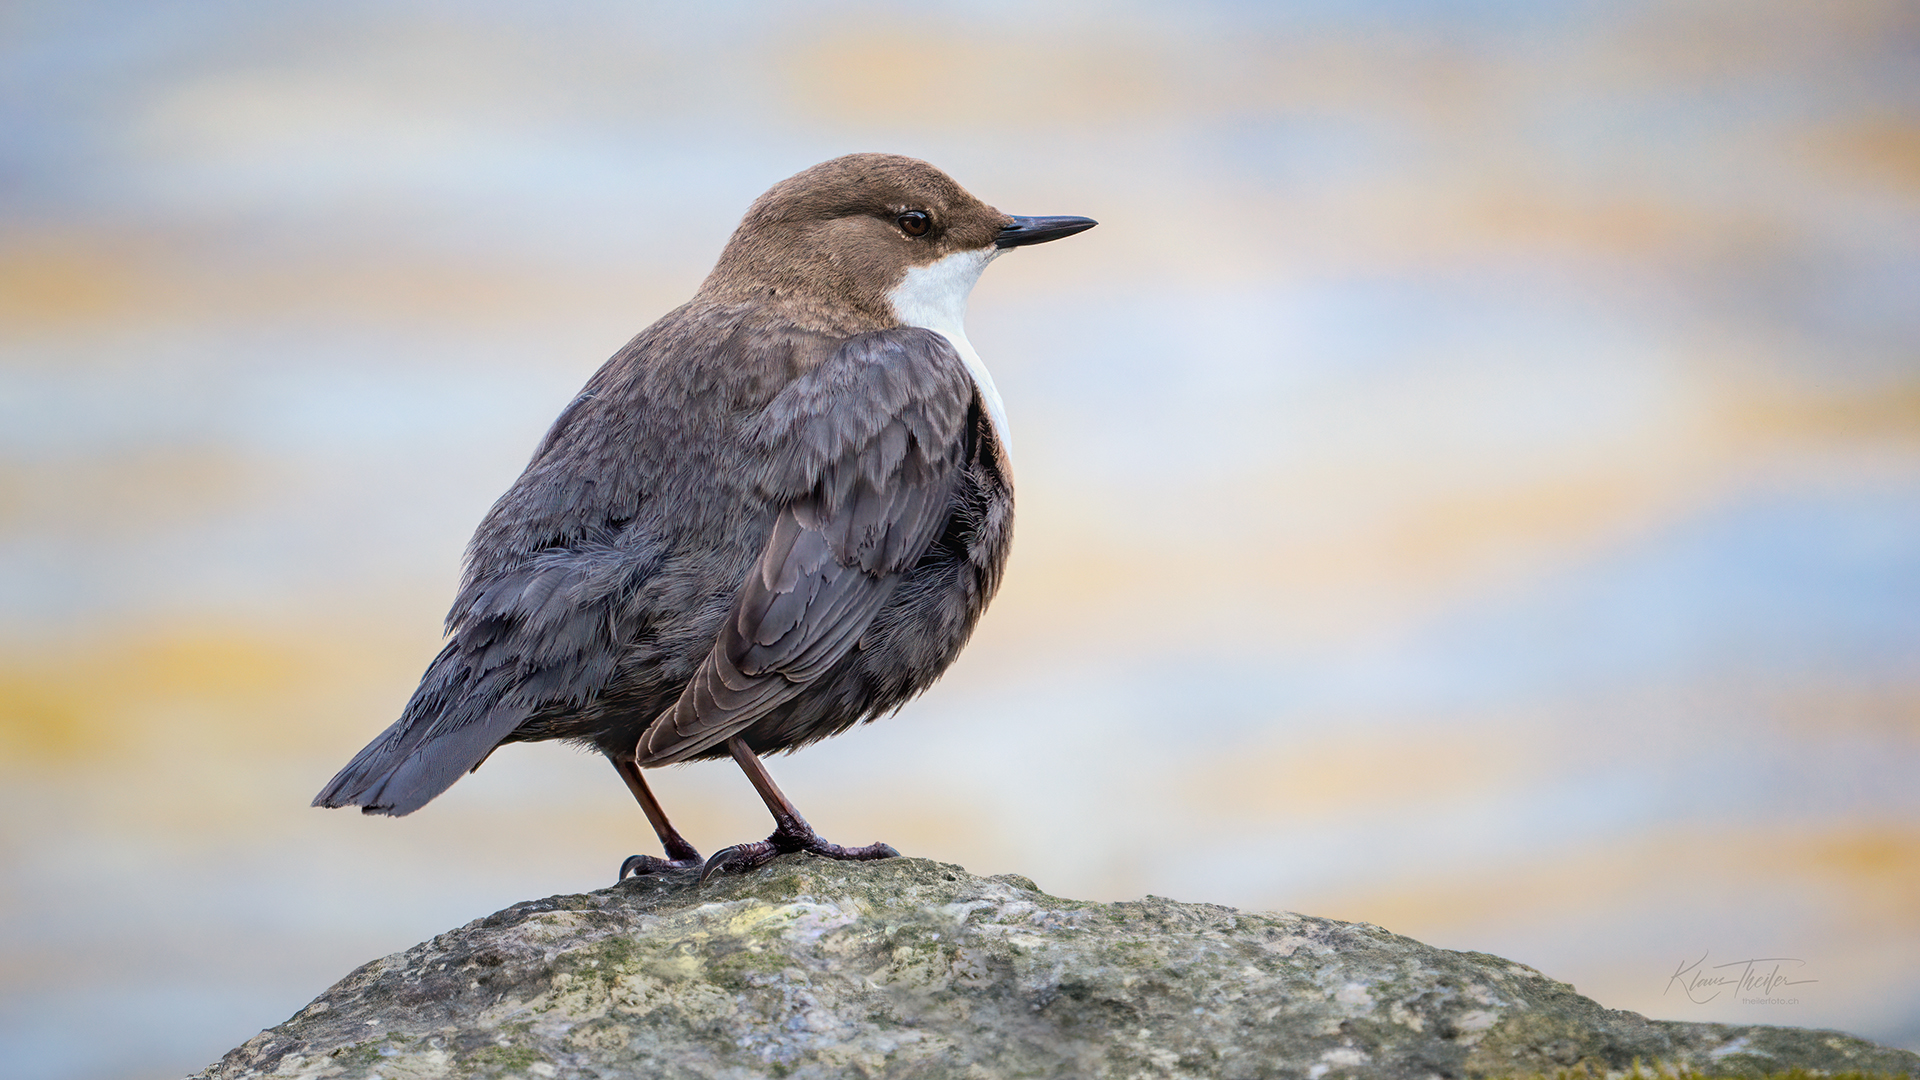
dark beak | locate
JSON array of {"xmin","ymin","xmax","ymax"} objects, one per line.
[{"xmin": 995, "ymin": 215, "xmax": 1098, "ymax": 249}]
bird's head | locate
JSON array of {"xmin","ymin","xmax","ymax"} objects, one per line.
[{"xmin": 700, "ymin": 153, "xmax": 1095, "ymax": 333}]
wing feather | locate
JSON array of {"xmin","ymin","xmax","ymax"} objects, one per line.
[{"xmin": 636, "ymin": 328, "xmax": 973, "ymax": 765}]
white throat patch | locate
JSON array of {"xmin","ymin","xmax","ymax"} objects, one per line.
[{"xmin": 885, "ymin": 247, "xmax": 1011, "ymax": 454}]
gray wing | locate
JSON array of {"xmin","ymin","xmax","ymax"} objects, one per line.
[{"xmin": 635, "ymin": 328, "xmax": 974, "ymax": 765}]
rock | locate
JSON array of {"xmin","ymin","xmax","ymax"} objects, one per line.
[{"xmin": 195, "ymin": 855, "xmax": 1916, "ymax": 1079}]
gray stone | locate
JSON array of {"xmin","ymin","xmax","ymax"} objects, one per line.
[{"xmin": 194, "ymin": 855, "xmax": 1917, "ymax": 1079}]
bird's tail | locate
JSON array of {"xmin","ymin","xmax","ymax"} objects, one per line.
[{"xmin": 312, "ymin": 642, "xmax": 528, "ymax": 816}]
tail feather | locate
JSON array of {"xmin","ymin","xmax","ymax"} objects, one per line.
[
  {"xmin": 316, "ymin": 537, "xmax": 639, "ymax": 816},
  {"xmin": 313, "ymin": 643, "xmax": 529, "ymax": 816}
]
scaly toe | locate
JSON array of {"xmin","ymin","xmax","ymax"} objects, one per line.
[
  {"xmin": 618, "ymin": 853, "xmax": 702, "ymax": 881},
  {"xmin": 799, "ymin": 838, "xmax": 901, "ymax": 861},
  {"xmin": 698, "ymin": 841, "xmax": 779, "ymax": 884}
]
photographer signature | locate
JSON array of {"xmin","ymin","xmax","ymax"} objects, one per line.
[{"xmin": 1666, "ymin": 952, "xmax": 1816, "ymax": 1004}]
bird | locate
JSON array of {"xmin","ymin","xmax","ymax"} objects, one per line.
[{"xmin": 313, "ymin": 153, "xmax": 1096, "ymax": 881}]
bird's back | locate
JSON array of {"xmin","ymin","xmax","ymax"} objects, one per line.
[{"xmin": 315, "ymin": 302, "xmax": 849, "ymax": 814}]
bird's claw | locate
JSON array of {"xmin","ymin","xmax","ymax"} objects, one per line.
[
  {"xmin": 696, "ymin": 830, "xmax": 900, "ymax": 884},
  {"xmin": 698, "ymin": 841, "xmax": 779, "ymax": 884},
  {"xmin": 618, "ymin": 852, "xmax": 702, "ymax": 881}
]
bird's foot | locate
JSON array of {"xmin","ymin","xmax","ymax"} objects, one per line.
[
  {"xmin": 698, "ymin": 815, "xmax": 899, "ymax": 883},
  {"xmin": 617, "ymin": 837, "xmax": 703, "ymax": 881}
]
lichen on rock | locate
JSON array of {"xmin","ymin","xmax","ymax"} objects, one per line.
[{"xmin": 193, "ymin": 855, "xmax": 1918, "ymax": 1079}]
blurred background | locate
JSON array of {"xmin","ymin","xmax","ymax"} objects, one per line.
[{"xmin": 3, "ymin": 1, "xmax": 1917, "ymax": 1076}]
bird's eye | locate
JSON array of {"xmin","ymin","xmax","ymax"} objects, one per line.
[{"xmin": 896, "ymin": 211, "xmax": 931, "ymax": 237}]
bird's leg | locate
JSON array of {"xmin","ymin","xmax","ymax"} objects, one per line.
[
  {"xmin": 699, "ymin": 736, "xmax": 899, "ymax": 882},
  {"xmin": 610, "ymin": 752, "xmax": 703, "ymax": 880}
]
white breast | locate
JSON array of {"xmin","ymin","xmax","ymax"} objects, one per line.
[{"xmin": 885, "ymin": 247, "xmax": 1012, "ymax": 455}]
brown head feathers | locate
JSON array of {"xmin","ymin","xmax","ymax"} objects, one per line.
[{"xmin": 698, "ymin": 154, "xmax": 1012, "ymax": 330}]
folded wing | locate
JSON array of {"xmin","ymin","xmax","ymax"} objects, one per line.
[{"xmin": 636, "ymin": 328, "xmax": 975, "ymax": 765}]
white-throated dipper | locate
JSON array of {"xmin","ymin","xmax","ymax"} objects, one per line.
[{"xmin": 314, "ymin": 153, "xmax": 1095, "ymax": 881}]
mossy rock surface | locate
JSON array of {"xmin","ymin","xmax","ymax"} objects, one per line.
[{"xmin": 193, "ymin": 855, "xmax": 1917, "ymax": 1079}]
